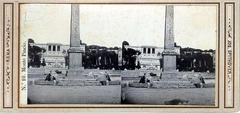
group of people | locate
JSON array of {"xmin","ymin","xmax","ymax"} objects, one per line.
[
  {"xmin": 139, "ymin": 72, "xmax": 206, "ymax": 88},
  {"xmin": 139, "ymin": 73, "xmax": 153, "ymax": 88},
  {"xmin": 45, "ymin": 70, "xmax": 112, "ymax": 86},
  {"xmin": 45, "ymin": 70, "xmax": 206, "ymax": 88},
  {"xmin": 183, "ymin": 74, "xmax": 206, "ymax": 88},
  {"xmin": 45, "ymin": 70, "xmax": 58, "ymax": 85},
  {"xmin": 192, "ymin": 74, "xmax": 206, "ymax": 88}
]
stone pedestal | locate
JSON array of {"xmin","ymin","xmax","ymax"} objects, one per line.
[
  {"xmin": 68, "ymin": 47, "xmax": 85, "ymax": 77},
  {"xmin": 69, "ymin": 53, "xmax": 82, "ymax": 67},
  {"xmin": 163, "ymin": 55, "xmax": 176, "ymax": 72},
  {"xmin": 68, "ymin": 47, "xmax": 84, "ymax": 69},
  {"xmin": 161, "ymin": 71, "xmax": 179, "ymax": 80},
  {"xmin": 162, "ymin": 49, "xmax": 177, "ymax": 72},
  {"xmin": 67, "ymin": 68, "xmax": 84, "ymax": 78}
]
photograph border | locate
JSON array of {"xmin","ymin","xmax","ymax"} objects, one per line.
[
  {"xmin": 2, "ymin": 2, "xmax": 14, "ymax": 108},
  {"xmin": 224, "ymin": 2, "xmax": 235, "ymax": 108},
  {"xmin": 16, "ymin": 2, "xmax": 220, "ymax": 108}
]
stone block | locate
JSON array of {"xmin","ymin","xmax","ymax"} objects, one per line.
[
  {"xmin": 109, "ymin": 81, "xmax": 121, "ymax": 85},
  {"xmin": 129, "ymin": 83, "xmax": 148, "ymax": 88}
]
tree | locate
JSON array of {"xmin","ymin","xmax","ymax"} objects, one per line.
[
  {"xmin": 177, "ymin": 47, "xmax": 215, "ymax": 72},
  {"xmin": 121, "ymin": 41, "xmax": 141, "ymax": 70},
  {"xmin": 122, "ymin": 41, "xmax": 129, "ymax": 69},
  {"xmin": 28, "ymin": 38, "xmax": 46, "ymax": 67}
]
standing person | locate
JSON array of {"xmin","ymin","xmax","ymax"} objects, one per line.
[
  {"xmin": 182, "ymin": 74, "xmax": 190, "ymax": 81},
  {"xmin": 52, "ymin": 75, "xmax": 57, "ymax": 85},
  {"xmin": 97, "ymin": 72, "xmax": 107, "ymax": 85},
  {"xmin": 52, "ymin": 70, "xmax": 59, "ymax": 86},
  {"xmin": 159, "ymin": 68, "xmax": 163, "ymax": 80},
  {"xmin": 139, "ymin": 73, "xmax": 146, "ymax": 83},
  {"xmin": 105, "ymin": 71, "xmax": 111, "ymax": 85},
  {"xmin": 88, "ymin": 72, "xmax": 95, "ymax": 79},
  {"xmin": 65, "ymin": 70, "xmax": 68, "ymax": 77},
  {"xmin": 199, "ymin": 75, "xmax": 205, "ymax": 88},
  {"xmin": 192, "ymin": 74, "xmax": 202, "ymax": 88},
  {"xmin": 146, "ymin": 73, "xmax": 153, "ymax": 88},
  {"xmin": 146, "ymin": 78, "xmax": 151, "ymax": 88},
  {"xmin": 45, "ymin": 71, "xmax": 52, "ymax": 81}
]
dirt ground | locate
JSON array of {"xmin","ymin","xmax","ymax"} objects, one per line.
[
  {"xmin": 27, "ymin": 69, "xmax": 215, "ymax": 105},
  {"xmin": 28, "ymin": 85, "xmax": 121, "ymax": 104},
  {"xmin": 122, "ymin": 87, "xmax": 215, "ymax": 105},
  {"xmin": 28, "ymin": 69, "xmax": 122, "ymax": 104}
]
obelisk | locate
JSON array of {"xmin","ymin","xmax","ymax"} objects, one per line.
[
  {"xmin": 162, "ymin": 5, "xmax": 177, "ymax": 72},
  {"xmin": 68, "ymin": 4, "xmax": 84, "ymax": 75}
]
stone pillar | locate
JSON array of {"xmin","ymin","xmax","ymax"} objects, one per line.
[
  {"xmin": 68, "ymin": 4, "xmax": 84, "ymax": 73},
  {"xmin": 162, "ymin": 5, "xmax": 177, "ymax": 72}
]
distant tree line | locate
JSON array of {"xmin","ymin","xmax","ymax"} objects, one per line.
[
  {"xmin": 81, "ymin": 41, "xmax": 141, "ymax": 70},
  {"xmin": 176, "ymin": 47, "xmax": 215, "ymax": 72},
  {"xmin": 82, "ymin": 44, "xmax": 119, "ymax": 70},
  {"xmin": 27, "ymin": 39, "xmax": 215, "ymax": 72}
]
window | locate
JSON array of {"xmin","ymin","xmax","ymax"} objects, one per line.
[
  {"xmin": 48, "ymin": 45, "xmax": 51, "ymax": 51},
  {"xmin": 57, "ymin": 45, "xmax": 60, "ymax": 51},
  {"xmin": 143, "ymin": 48, "xmax": 146, "ymax": 54},
  {"xmin": 152, "ymin": 48, "xmax": 155, "ymax": 54},
  {"xmin": 148, "ymin": 48, "xmax": 151, "ymax": 54},
  {"xmin": 53, "ymin": 45, "xmax": 56, "ymax": 51}
]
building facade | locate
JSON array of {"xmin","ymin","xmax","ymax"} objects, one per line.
[
  {"xmin": 125, "ymin": 45, "xmax": 180, "ymax": 70},
  {"xmin": 36, "ymin": 43, "xmax": 69, "ymax": 68}
]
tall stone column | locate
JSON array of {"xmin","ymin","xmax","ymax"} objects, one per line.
[
  {"xmin": 68, "ymin": 4, "xmax": 84, "ymax": 74},
  {"xmin": 163, "ymin": 5, "xmax": 177, "ymax": 72}
]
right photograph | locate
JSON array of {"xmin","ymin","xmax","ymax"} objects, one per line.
[{"xmin": 121, "ymin": 5, "xmax": 217, "ymax": 105}]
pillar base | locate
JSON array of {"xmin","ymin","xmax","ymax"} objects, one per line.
[
  {"xmin": 163, "ymin": 55, "xmax": 176, "ymax": 72},
  {"xmin": 68, "ymin": 47, "xmax": 84, "ymax": 69},
  {"xmin": 67, "ymin": 67, "xmax": 87, "ymax": 79}
]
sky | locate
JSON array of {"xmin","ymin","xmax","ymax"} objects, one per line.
[{"xmin": 20, "ymin": 4, "xmax": 218, "ymax": 50}]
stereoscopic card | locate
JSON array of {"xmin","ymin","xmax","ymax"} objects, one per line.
[{"xmin": 0, "ymin": 0, "xmax": 239, "ymax": 113}]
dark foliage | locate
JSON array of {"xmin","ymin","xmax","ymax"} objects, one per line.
[
  {"xmin": 82, "ymin": 45, "xmax": 119, "ymax": 70},
  {"xmin": 28, "ymin": 39, "xmax": 46, "ymax": 67},
  {"xmin": 177, "ymin": 47, "xmax": 215, "ymax": 72},
  {"xmin": 122, "ymin": 41, "xmax": 141, "ymax": 70}
]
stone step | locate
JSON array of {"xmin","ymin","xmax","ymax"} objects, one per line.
[
  {"xmin": 128, "ymin": 80, "xmax": 195, "ymax": 89},
  {"xmin": 30, "ymin": 79, "xmax": 120, "ymax": 86}
]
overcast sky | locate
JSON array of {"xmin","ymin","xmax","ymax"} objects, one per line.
[{"xmin": 20, "ymin": 4, "xmax": 218, "ymax": 50}]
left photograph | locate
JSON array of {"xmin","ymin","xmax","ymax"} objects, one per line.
[{"xmin": 20, "ymin": 4, "xmax": 122, "ymax": 104}]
